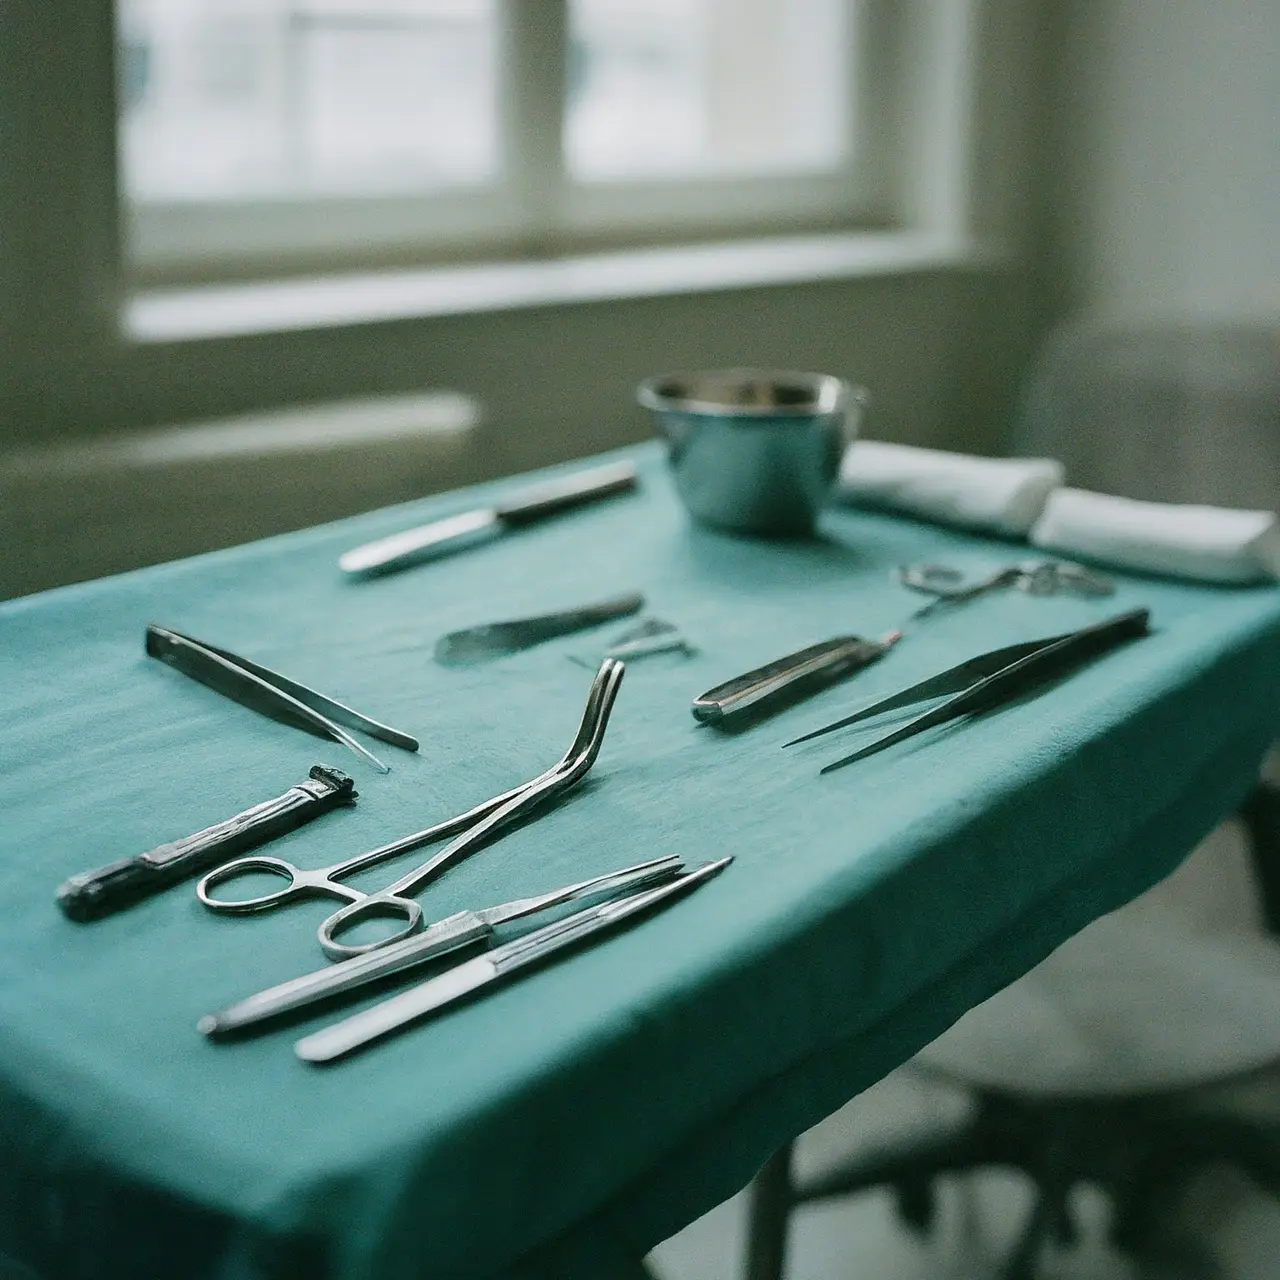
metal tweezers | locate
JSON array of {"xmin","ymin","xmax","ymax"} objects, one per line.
[
  {"xmin": 785, "ymin": 608, "xmax": 1151, "ymax": 773},
  {"xmin": 146, "ymin": 624, "xmax": 419, "ymax": 774}
]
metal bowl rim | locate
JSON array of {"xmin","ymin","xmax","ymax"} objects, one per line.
[{"xmin": 636, "ymin": 368, "xmax": 863, "ymax": 419}]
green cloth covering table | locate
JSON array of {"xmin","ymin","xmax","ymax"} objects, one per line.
[{"xmin": 2, "ymin": 443, "xmax": 1279, "ymax": 1280}]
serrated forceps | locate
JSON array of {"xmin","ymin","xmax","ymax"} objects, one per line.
[{"xmin": 198, "ymin": 659, "xmax": 625, "ymax": 959}]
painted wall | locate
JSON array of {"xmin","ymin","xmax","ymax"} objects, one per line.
[{"xmin": 1044, "ymin": 0, "xmax": 1280, "ymax": 323}]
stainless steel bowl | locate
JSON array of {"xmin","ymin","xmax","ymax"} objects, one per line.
[{"xmin": 637, "ymin": 368, "xmax": 867, "ymax": 536}]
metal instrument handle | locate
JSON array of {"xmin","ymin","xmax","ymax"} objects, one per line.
[
  {"xmin": 199, "ymin": 856, "xmax": 683, "ymax": 1036},
  {"xmin": 693, "ymin": 635, "xmax": 896, "ymax": 725},
  {"xmin": 199, "ymin": 910, "xmax": 492, "ymax": 1036},
  {"xmin": 295, "ymin": 858, "xmax": 730, "ymax": 1064},
  {"xmin": 57, "ymin": 766, "xmax": 355, "ymax": 922},
  {"xmin": 313, "ymin": 758, "xmax": 588, "ymax": 959},
  {"xmin": 494, "ymin": 461, "xmax": 638, "ymax": 524}
]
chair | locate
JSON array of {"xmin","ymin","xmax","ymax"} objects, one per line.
[{"xmin": 742, "ymin": 318, "xmax": 1280, "ymax": 1280}]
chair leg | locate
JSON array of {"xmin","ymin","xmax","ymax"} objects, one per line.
[
  {"xmin": 794, "ymin": 1114, "xmax": 989, "ymax": 1203},
  {"xmin": 1238, "ymin": 781, "xmax": 1280, "ymax": 934},
  {"xmin": 1000, "ymin": 1174, "xmax": 1075, "ymax": 1280},
  {"xmin": 744, "ymin": 1143, "xmax": 795, "ymax": 1280}
]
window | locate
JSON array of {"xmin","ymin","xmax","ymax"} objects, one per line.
[
  {"xmin": 3, "ymin": 0, "xmax": 996, "ymax": 451},
  {"xmin": 118, "ymin": 0, "xmax": 874, "ymax": 279}
]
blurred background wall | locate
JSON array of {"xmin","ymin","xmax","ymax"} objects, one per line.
[
  {"xmin": 1041, "ymin": 0, "xmax": 1279, "ymax": 324},
  {"xmin": 1, "ymin": 0, "xmax": 1275, "ymax": 601}
]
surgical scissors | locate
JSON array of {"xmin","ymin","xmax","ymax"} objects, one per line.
[
  {"xmin": 197, "ymin": 658, "xmax": 624, "ymax": 958},
  {"xmin": 785, "ymin": 608, "xmax": 1150, "ymax": 772},
  {"xmin": 898, "ymin": 560, "xmax": 1114, "ymax": 620}
]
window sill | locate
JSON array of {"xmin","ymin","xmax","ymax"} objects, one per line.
[{"xmin": 124, "ymin": 230, "xmax": 1000, "ymax": 344}]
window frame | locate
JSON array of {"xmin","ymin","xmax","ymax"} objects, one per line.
[
  {"xmin": 0, "ymin": 0, "xmax": 1001, "ymax": 449},
  {"xmin": 123, "ymin": 0, "xmax": 890, "ymax": 282}
]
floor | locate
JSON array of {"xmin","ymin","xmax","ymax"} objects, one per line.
[{"xmin": 645, "ymin": 1069, "xmax": 1280, "ymax": 1280}]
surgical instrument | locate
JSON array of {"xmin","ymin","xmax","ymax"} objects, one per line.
[
  {"xmin": 899, "ymin": 560, "xmax": 1114, "ymax": 620},
  {"xmin": 198, "ymin": 855, "xmax": 684, "ymax": 1037},
  {"xmin": 435, "ymin": 593, "xmax": 644, "ymax": 665},
  {"xmin": 339, "ymin": 460, "xmax": 639, "ymax": 577},
  {"xmin": 786, "ymin": 607, "xmax": 1151, "ymax": 772},
  {"xmin": 692, "ymin": 633, "xmax": 900, "ymax": 726},
  {"xmin": 146, "ymin": 624, "xmax": 418, "ymax": 774},
  {"xmin": 691, "ymin": 559, "xmax": 1115, "ymax": 727},
  {"xmin": 198, "ymin": 658, "xmax": 625, "ymax": 959},
  {"xmin": 569, "ymin": 617, "xmax": 696, "ymax": 670},
  {"xmin": 295, "ymin": 856, "xmax": 732, "ymax": 1064},
  {"xmin": 57, "ymin": 765, "xmax": 355, "ymax": 923}
]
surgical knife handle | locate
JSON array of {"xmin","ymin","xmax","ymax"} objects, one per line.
[
  {"xmin": 494, "ymin": 461, "xmax": 638, "ymax": 524},
  {"xmin": 692, "ymin": 634, "xmax": 898, "ymax": 726},
  {"xmin": 56, "ymin": 765, "xmax": 356, "ymax": 923}
]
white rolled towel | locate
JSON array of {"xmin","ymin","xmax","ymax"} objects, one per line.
[
  {"xmin": 1031, "ymin": 488, "xmax": 1280, "ymax": 584},
  {"xmin": 837, "ymin": 440, "xmax": 1064, "ymax": 537}
]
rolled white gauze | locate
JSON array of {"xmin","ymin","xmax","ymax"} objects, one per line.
[
  {"xmin": 837, "ymin": 441, "xmax": 1063, "ymax": 537},
  {"xmin": 1030, "ymin": 488, "xmax": 1280, "ymax": 584}
]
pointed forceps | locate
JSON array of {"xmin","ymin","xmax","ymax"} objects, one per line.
[
  {"xmin": 146, "ymin": 624, "xmax": 418, "ymax": 774},
  {"xmin": 785, "ymin": 608, "xmax": 1150, "ymax": 773},
  {"xmin": 197, "ymin": 658, "xmax": 625, "ymax": 959}
]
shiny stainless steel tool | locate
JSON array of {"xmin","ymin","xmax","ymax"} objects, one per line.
[
  {"xmin": 57, "ymin": 765, "xmax": 355, "ymax": 922},
  {"xmin": 899, "ymin": 560, "xmax": 1114, "ymax": 620},
  {"xmin": 146, "ymin": 624, "xmax": 417, "ymax": 773},
  {"xmin": 198, "ymin": 658, "xmax": 625, "ymax": 959},
  {"xmin": 339, "ymin": 460, "xmax": 638, "ymax": 577},
  {"xmin": 295, "ymin": 856, "xmax": 732, "ymax": 1064},
  {"xmin": 198, "ymin": 855, "xmax": 684, "ymax": 1036},
  {"xmin": 435, "ymin": 593, "xmax": 644, "ymax": 665},
  {"xmin": 786, "ymin": 607, "xmax": 1151, "ymax": 773},
  {"xmin": 570, "ymin": 617, "xmax": 696, "ymax": 669},
  {"xmin": 692, "ymin": 633, "xmax": 901, "ymax": 725},
  {"xmin": 691, "ymin": 559, "xmax": 1115, "ymax": 727}
]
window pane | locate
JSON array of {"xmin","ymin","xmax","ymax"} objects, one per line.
[
  {"xmin": 119, "ymin": 0, "xmax": 498, "ymax": 202},
  {"xmin": 566, "ymin": 0, "xmax": 850, "ymax": 182}
]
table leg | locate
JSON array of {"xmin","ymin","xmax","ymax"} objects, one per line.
[{"xmin": 744, "ymin": 1142, "xmax": 795, "ymax": 1280}]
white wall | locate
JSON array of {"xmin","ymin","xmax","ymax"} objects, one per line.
[{"xmin": 1048, "ymin": 0, "xmax": 1280, "ymax": 322}]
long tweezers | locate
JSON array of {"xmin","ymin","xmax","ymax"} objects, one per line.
[
  {"xmin": 787, "ymin": 608, "xmax": 1150, "ymax": 772},
  {"xmin": 146, "ymin": 624, "xmax": 419, "ymax": 773}
]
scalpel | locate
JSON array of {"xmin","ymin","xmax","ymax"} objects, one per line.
[
  {"xmin": 339, "ymin": 460, "xmax": 639, "ymax": 577},
  {"xmin": 295, "ymin": 856, "xmax": 732, "ymax": 1063}
]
